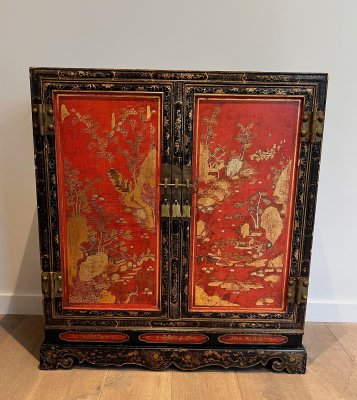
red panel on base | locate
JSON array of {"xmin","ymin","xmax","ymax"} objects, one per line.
[
  {"xmin": 60, "ymin": 332, "xmax": 129, "ymax": 343},
  {"xmin": 218, "ymin": 334, "xmax": 288, "ymax": 345},
  {"xmin": 139, "ymin": 333, "xmax": 209, "ymax": 344}
]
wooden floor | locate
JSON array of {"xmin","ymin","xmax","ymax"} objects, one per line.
[{"xmin": 0, "ymin": 316, "xmax": 357, "ymax": 400}]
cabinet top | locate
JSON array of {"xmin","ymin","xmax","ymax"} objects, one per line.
[{"xmin": 29, "ymin": 67, "xmax": 327, "ymax": 83}]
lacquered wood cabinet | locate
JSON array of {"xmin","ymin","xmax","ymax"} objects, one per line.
[{"xmin": 30, "ymin": 68, "xmax": 327, "ymax": 373}]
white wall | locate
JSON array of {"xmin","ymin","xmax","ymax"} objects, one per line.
[{"xmin": 0, "ymin": 0, "xmax": 356, "ymax": 321}]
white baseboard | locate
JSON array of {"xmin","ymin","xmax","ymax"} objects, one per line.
[
  {"xmin": 1, "ymin": 294, "xmax": 356, "ymax": 322},
  {"xmin": 306, "ymin": 300, "xmax": 357, "ymax": 322},
  {"xmin": 0, "ymin": 294, "xmax": 43, "ymax": 315}
]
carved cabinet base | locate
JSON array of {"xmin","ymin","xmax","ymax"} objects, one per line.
[{"xmin": 39, "ymin": 342, "xmax": 307, "ymax": 374}]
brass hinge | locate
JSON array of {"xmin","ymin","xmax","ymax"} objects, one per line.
[
  {"xmin": 296, "ymin": 277, "xmax": 309, "ymax": 305},
  {"xmin": 301, "ymin": 109, "xmax": 325, "ymax": 143},
  {"xmin": 287, "ymin": 278, "xmax": 297, "ymax": 303},
  {"xmin": 32, "ymin": 104, "xmax": 54, "ymax": 136},
  {"xmin": 287, "ymin": 277, "xmax": 309, "ymax": 305},
  {"xmin": 41, "ymin": 271, "xmax": 62, "ymax": 298}
]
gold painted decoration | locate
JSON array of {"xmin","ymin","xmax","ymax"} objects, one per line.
[
  {"xmin": 54, "ymin": 93, "xmax": 162, "ymax": 311},
  {"xmin": 189, "ymin": 96, "xmax": 302, "ymax": 313}
]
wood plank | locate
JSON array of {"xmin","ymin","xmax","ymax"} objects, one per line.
[
  {"xmin": 171, "ymin": 369, "xmax": 243, "ymax": 400},
  {"xmin": 302, "ymin": 322, "xmax": 357, "ymax": 400},
  {"xmin": 1, "ymin": 317, "xmax": 357, "ymax": 400},
  {"xmin": 0, "ymin": 315, "xmax": 43, "ymax": 376},
  {"xmin": 0, "ymin": 314, "xmax": 25, "ymax": 343},
  {"xmin": 236, "ymin": 322, "xmax": 357, "ymax": 400},
  {"xmin": 29, "ymin": 369, "xmax": 108, "ymax": 400},
  {"xmin": 327, "ymin": 323, "xmax": 357, "ymax": 364},
  {"xmin": 236, "ymin": 364, "xmax": 312, "ymax": 400},
  {"xmin": 0, "ymin": 315, "xmax": 107, "ymax": 400},
  {"xmin": 99, "ymin": 369, "xmax": 171, "ymax": 400},
  {"xmin": 6, "ymin": 348, "xmax": 43, "ymax": 400},
  {"xmin": 0, "ymin": 315, "xmax": 44, "ymax": 400}
]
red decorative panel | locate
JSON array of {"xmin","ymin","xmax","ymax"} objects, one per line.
[
  {"xmin": 60, "ymin": 332, "xmax": 129, "ymax": 343},
  {"xmin": 189, "ymin": 96, "xmax": 302, "ymax": 313},
  {"xmin": 218, "ymin": 334, "xmax": 288, "ymax": 345},
  {"xmin": 54, "ymin": 93, "xmax": 162, "ymax": 310},
  {"xmin": 139, "ymin": 333, "xmax": 209, "ymax": 344}
]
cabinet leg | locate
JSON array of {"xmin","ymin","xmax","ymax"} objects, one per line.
[{"xmin": 39, "ymin": 342, "xmax": 76, "ymax": 370}]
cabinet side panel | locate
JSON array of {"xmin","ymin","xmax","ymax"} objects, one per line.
[
  {"xmin": 189, "ymin": 95, "xmax": 302, "ymax": 313},
  {"xmin": 54, "ymin": 92, "xmax": 162, "ymax": 311}
]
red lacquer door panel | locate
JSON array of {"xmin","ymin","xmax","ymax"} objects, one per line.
[
  {"xmin": 54, "ymin": 92, "xmax": 162, "ymax": 311},
  {"xmin": 189, "ymin": 95, "xmax": 302, "ymax": 313}
]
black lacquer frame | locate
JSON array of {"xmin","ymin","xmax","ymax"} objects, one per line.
[{"xmin": 30, "ymin": 68, "xmax": 327, "ymax": 373}]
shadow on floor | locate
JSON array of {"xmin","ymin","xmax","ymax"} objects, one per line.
[{"xmin": 0, "ymin": 314, "xmax": 44, "ymax": 361}]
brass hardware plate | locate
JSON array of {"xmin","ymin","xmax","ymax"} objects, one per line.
[
  {"xmin": 301, "ymin": 110, "xmax": 325, "ymax": 143},
  {"xmin": 287, "ymin": 278, "xmax": 297, "ymax": 303},
  {"xmin": 296, "ymin": 277, "xmax": 309, "ymax": 305},
  {"xmin": 41, "ymin": 271, "xmax": 62, "ymax": 298},
  {"xmin": 159, "ymin": 179, "xmax": 197, "ymax": 190},
  {"xmin": 314, "ymin": 111, "xmax": 325, "ymax": 143},
  {"xmin": 54, "ymin": 271, "xmax": 63, "ymax": 298},
  {"xmin": 32, "ymin": 104, "xmax": 54, "ymax": 136},
  {"xmin": 301, "ymin": 112, "xmax": 311, "ymax": 141},
  {"xmin": 287, "ymin": 277, "xmax": 309, "ymax": 305},
  {"xmin": 41, "ymin": 272, "xmax": 51, "ymax": 298}
]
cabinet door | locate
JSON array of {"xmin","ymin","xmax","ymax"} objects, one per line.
[
  {"xmin": 55, "ymin": 92, "xmax": 163, "ymax": 311},
  {"xmin": 180, "ymin": 81, "xmax": 325, "ymax": 324},
  {"xmin": 31, "ymin": 71, "xmax": 173, "ymax": 320}
]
